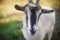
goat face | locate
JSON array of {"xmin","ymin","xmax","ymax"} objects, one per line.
[{"xmin": 15, "ymin": 0, "xmax": 54, "ymax": 35}]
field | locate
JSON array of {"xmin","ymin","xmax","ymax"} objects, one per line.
[
  {"xmin": 0, "ymin": 21, "xmax": 26, "ymax": 40},
  {"xmin": 0, "ymin": 0, "xmax": 60, "ymax": 23},
  {"xmin": 0, "ymin": 0, "xmax": 60, "ymax": 40}
]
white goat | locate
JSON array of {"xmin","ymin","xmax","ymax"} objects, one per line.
[{"xmin": 15, "ymin": 0, "xmax": 55, "ymax": 40}]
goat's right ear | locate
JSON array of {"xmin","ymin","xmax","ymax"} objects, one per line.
[{"xmin": 15, "ymin": 5, "xmax": 25, "ymax": 11}]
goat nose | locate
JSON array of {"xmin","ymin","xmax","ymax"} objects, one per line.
[{"xmin": 30, "ymin": 29, "xmax": 36, "ymax": 35}]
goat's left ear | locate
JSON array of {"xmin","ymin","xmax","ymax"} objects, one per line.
[
  {"xmin": 41, "ymin": 9, "xmax": 54, "ymax": 13},
  {"xmin": 15, "ymin": 5, "xmax": 25, "ymax": 11}
]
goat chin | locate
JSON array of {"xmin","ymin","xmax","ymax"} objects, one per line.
[{"xmin": 21, "ymin": 6, "xmax": 55, "ymax": 40}]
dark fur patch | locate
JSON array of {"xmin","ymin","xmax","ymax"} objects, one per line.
[{"xmin": 30, "ymin": 8, "xmax": 37, "ymax": 35}]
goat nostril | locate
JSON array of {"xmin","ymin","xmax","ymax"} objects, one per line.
[{"xmin": 30, "ymin": 29, "xmax": 36, "ymax": 35}]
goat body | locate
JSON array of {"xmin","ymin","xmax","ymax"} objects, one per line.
[
  {"xmin": 15, "ymin": 0, "xmax": 55, "ymax": 40},
  {"xmin": 22, "ymin": 7, "xmax": 55, "ymax": 40}
]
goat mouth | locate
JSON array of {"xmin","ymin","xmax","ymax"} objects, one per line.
[{"xmin": 30, "ymin": 29, "xmax": 36, "ymax": 35}]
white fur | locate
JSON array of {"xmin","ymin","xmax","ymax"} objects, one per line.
[
  {"xmin": 28, "ymin": 3, "xmax": 36, "ymax": 7},
  {"xmin": 21, "ymin": 6, "xmax": 55, "ymax": 40}
]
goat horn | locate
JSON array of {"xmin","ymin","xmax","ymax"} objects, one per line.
[
  {"xmin": 29, "ymin": 0, "xmax": 33, "ymax": 3},
  {"xmin": 36, "ymin": 0, "xmax": 40, "ymax": 6}
]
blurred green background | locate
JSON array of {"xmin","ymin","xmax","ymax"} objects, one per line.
[
  {"xmin": 0, "ymin": 0, "xmax": 60, "ymax": 40},
  {"xmin": 0, "ymin": 21, "xmax": 26, "ymax": 40}
]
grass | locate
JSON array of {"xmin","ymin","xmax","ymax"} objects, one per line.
[{"xmin": 0, "ymin": 21, "xmax": 25, "ymax": 40}]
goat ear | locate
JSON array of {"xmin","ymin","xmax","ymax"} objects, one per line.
[
  {"xmin": 41, "ymin": 9, "xmax": 54, "ymax": 13},
  {"xmin": 15, "ymin": 5, "xmax": 25, "ymax": 11}
]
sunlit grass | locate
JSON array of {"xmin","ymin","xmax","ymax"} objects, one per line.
[
  {"xmin": 0, "ymin": 0, "xmax": 60, "ymax": 23},
  {"xmin": 0, "ymin": 0, "xmax": 26, "ymax": 23},
  {"xmin": 40, "ymin": 0, "xmax": 60, "ymax": 9}
]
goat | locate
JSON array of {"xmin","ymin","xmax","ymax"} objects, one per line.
[{"xmin": 15, "ymin": 0, "xmax": 55, "ymax": 40}]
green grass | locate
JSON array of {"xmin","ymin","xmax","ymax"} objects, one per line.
[{"xmin": 0, "ymin": 21, "xmax": 25, "ymax": 40}]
